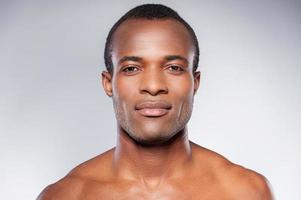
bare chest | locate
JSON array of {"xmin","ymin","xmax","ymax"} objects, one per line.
[{"xmin": 80, "ymin": 181, "xmax": 234, "ymax": 200}]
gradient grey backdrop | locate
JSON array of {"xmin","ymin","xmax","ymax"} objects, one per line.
[{"xmin": 1, "ymin": 0, "xmax": 300, "ymax": 199}]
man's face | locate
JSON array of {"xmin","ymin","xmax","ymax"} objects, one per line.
[{"xmin": 103, "ymin": 19, "xmax": 200, "ymax": 145}]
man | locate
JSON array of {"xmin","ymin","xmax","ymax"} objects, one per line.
[{"xmin": 38, "ymin": 4, "xmax": 273, "ymax": 199}]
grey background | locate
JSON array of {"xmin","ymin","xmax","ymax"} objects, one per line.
[{"xmin": 1, "ymin": 0, "xmax": 300, "ymax": 199}]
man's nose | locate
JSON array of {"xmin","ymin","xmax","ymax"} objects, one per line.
[{"xmin": 139, "ymin": 67, "xmax": 168, "ymax": 96}]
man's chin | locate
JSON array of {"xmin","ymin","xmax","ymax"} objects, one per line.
[
  {"xmin": 127, "ymin": 130, "xmax": 178, "ymax": 147},
  {"xmin": 133, "ymin": 137, "xmax": 169, "ymax": 146}
]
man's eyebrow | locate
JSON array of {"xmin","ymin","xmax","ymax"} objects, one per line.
[
  {"xmin": 118, "ymin": 56, "xmax": 142, "ymax": 64},
  {"xmin": 164, "ymin": 55, "xmax": 189, "ymax": 64}
]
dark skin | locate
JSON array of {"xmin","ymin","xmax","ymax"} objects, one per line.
[{"xmin": 37, "ymin": 19, "xmax": 274, "ymax": 199}]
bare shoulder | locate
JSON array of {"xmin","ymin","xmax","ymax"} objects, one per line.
[
  {"xmin": 190, "ymin": 142, "xmax": 274, "ymax": 200},
  {"xmin": 37, "ymin": 148, "xmax": 115, "ymax": 200},
  {"xmin": 220, "ymin": 163, "xmax": 274, "ymax": 200},
  {"xmin": 36, "ymin": 175, "xmax": 86, "ymax": 200},
  {"xmin": 68, "ymin": 147, "xmax": 115, "ymax": 180}
]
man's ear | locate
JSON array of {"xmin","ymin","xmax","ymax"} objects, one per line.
[
  {"xmin": 193, "ymin": 71, "xmax": 201, "ymax": 95},
  {"xmin": 102, "ymin": 71, "xmax": 113, "ymax": 97}
]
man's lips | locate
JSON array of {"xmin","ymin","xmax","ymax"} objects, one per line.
[{"xmin": 135, "ymin": 101, "xmax": 172, "ymax": 117}]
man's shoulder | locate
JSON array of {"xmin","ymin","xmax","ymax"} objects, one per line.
[
  {"xmin": 191, "ymin": 142, "xmax": 273, "ymax": 199},
  {"xmin": 37, "ymin": 148, "xmax": 116, "ymax": 200},
  {"xmin": 68, "ymin": 147, "xmax": 115, "ymax": 178},
  {"xmin": 219, "ymin": 163, "xmax": 274, "ymax": 199},
  {"xmin": 36, "ymin": 175, "xmax": 86, "ymax": 200},
  {"xmin": 224, "ymin": 160, "xmax": 273, "ymax": 199}
]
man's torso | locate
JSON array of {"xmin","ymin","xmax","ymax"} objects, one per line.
[{"xmin": 38, "ymin": 142, "xmax": 271, "ymax": 200}]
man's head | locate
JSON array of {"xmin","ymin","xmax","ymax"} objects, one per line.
[{"xmin": 102, "ymin": 4, "xmax": 200, "ymax": 145}]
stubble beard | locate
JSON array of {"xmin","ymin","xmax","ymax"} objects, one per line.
[{"xmin": 113, "ymin": 98, "xmax": 194, "ymax": 146}]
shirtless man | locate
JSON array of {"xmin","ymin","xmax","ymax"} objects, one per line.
[{"xmin": 37, "ymin": 4, "xmax": 273, "ymax": 200}]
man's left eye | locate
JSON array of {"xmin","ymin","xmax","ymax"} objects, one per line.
[{"xmin": 167, "ymin": 65, "xmax": 184, "ymax": 72}]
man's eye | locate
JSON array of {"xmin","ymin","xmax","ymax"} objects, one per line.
[
  {"xmin": 167, "ymin": 65, "xmax": 184, "ymax": 72},
  {"xmin": 122, "ymin": 66, "xmax": 139, "ymax": 73}
]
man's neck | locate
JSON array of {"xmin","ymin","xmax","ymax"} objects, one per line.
[{"xmin": 112, "ymin": 127, "xmax": 192, "ymax": 187}]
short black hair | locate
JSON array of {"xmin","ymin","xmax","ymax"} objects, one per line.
[{"xmin": 104, "ymin": 4, "xmax": 199, "ymax": 73}]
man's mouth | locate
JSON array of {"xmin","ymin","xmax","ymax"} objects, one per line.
[{"xmin": 135, "ymin": 101, "xmax": 172, "ymax": 117}]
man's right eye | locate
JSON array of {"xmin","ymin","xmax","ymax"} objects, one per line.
[{"xmin": 122, "ymin": 66, "xmax": 140, "ymax": 73}]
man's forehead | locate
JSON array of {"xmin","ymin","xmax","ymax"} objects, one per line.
[
  {"xmin": 111, "ymin": 19, "xmax": 194, "ymax": 62},
  {"xmin": 113, "ymin": 19, "xmax": 192, "ymax": 44}
]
